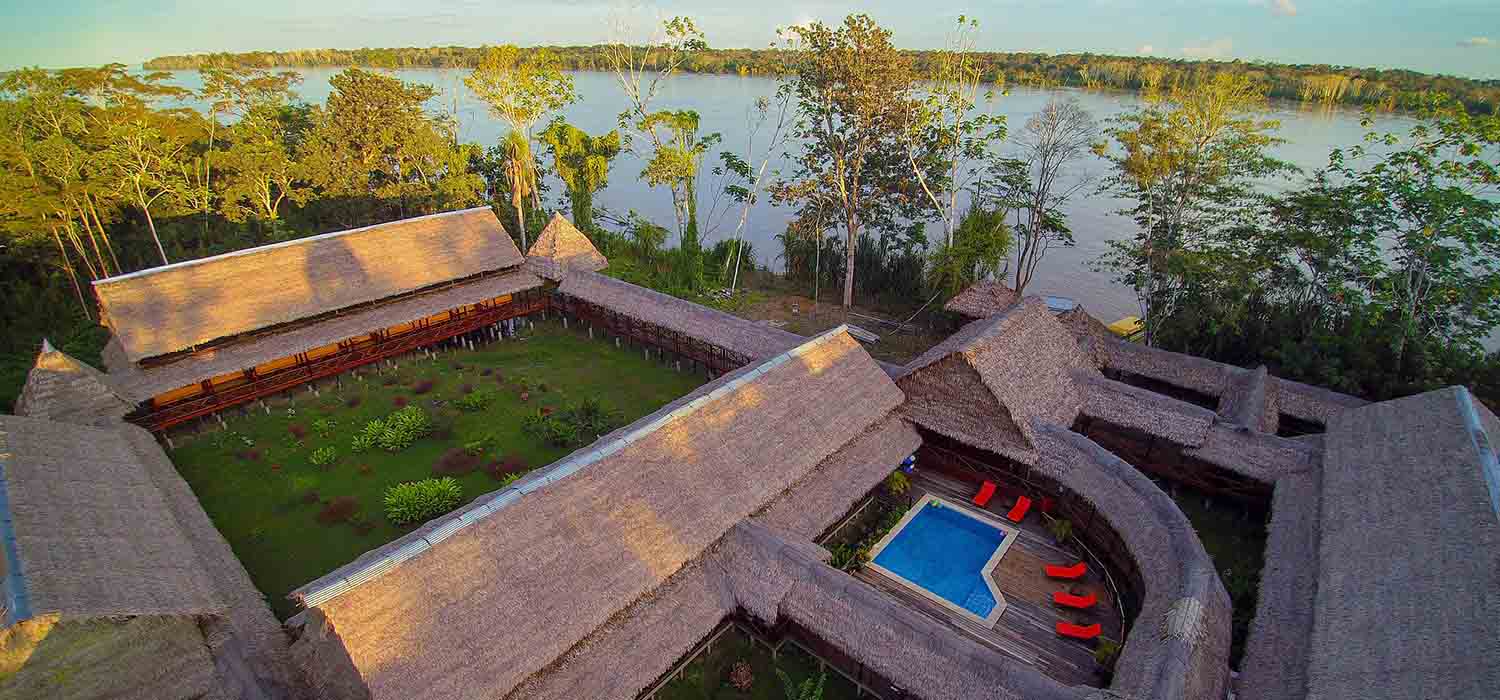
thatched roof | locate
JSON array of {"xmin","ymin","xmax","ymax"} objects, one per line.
[
  {"xmin": 1277, "ymin": 376, "xmax": 1368, "ymax": 425},
  {"xmin": 944, "ymin": 281, "xmax": 1020, "ymax": 319},
  {"xmin": 292, "ymin": 329, "xmax": 904, "ymax": 699},
  {"xmin": 94, "ymin": 207, "xmax": 523, "ymax": 362},
  {"xmin": 1237, "ymin": 469, "xmax": 1320, "ymax": 700},
  {"xmin": 0, "ymin": 415, "xmax": 221, "ymax": 619},
  {"xmin": 1075, "ymin": 370, "xmax": 1217, "ymax": 446},
  {"xmin": 498, "ymin": 416, "xmax": 918, "ymax": 700},
  {"xmin": 103, "ymin": 269, "xmax": 542, "ymax": 402},
  {"xmin": 1029, "ymin": 425, "xmax": 1233, "ymax": 700},
  {"xmin": 0, "ymin": 614, "xmax": 221, "ymax": 700},
  {"xmin": 525, "ymin": 212, "xmax": 608, "ymax": 281},
  {"xmin": 1217, "ymin": 365, "xmax": 1278, "ymax": 432},
  {"xmin": 899, "ymin": 299, "xmax": 1095, "ymax": 463},
  {"xmin": 1303, "ymin": 387, "xmax": 1500, "ymax": 699},
  {"xmin": 13, "ymin": 340, "xmax": 131, "ymax": 426},
  {"xmin": 0, "ymin": 415, "xmax": 306, "ymax": 697},
  {"xmin": 558, "ymin": 271, "xmax": 804, "ymax": 361},
  {"xmin": 755, "ymin": 415, "xmax": 922, "ymax": 540}
]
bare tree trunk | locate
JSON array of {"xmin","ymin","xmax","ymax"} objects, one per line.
[
  {"xmin": 51, "ymin": 226, "xmax": 92, "ymax": 321},
  {"xmin": 86, "ymin": 194, "xmax": 121, "ymax": 274},
  {"xmin": 843, "ymin": 218, "xmax": 857, "ymax": 308},
  {"xmin": 75, "ymin": 199, "xmax": 112, "ymax": 278},
  {"xmin": 135, "ymin": 181, "xmax": 169, "ymax": 265},
  {"xmin": 512, "ymin": 184, "xmax": 528, "ymax": 252}
]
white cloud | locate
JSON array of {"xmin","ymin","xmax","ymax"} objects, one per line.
[
  {"xmin": 1183, "ymin": 38, "xmax": 1233, "ymax": 59},
  {"xmin": 1137, "ymin": 44, "xmax": 1154, "ymax": 55},
  {"xmin": 1458, "ymin": 37, "xmax": 1494, "ymax": 48},
  {"xmin": 1250, "ymin": 0, "xmax": 1297, "ymax": 16}
]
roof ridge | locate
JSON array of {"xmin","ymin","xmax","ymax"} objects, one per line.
[{"xmin": 94, "ymin": 206, "xmax": 496, "ymax": 286}]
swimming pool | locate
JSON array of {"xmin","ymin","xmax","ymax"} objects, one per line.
[{"xmin": 867, "ymin": 496, "xmax": 1015, "ymax": 625}]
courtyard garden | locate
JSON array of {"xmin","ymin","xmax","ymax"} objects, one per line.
[
  {"xmin": 168, "ymin": 322, "xmax": 704, "ymax": 618},
  {"xmin": 655, "ymin": 626, "xmax": 861, "ymax": 700}
]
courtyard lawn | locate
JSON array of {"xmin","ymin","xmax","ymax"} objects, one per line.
[
  {"xmin": 655, "ymin": 626, "xmax": 862, "ymax": 700},
  {"xmin": 168, "ymin": 322, "xmax": 704, "ymax": 619}
]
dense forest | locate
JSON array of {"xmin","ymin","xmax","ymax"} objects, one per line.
[
  {"xmin": 144, "ymin": 44, "xmax": 1500, "ymax": 114},
  {"xmin": 4, "ymin": 13, "xmax": 1499, "ymax": 418}
]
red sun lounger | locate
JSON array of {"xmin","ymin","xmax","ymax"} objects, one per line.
[
  {"xmin": 973, "ymin": 481, "xmax": 997, "ymax": 507},
  {"xmin": 1044, "ymin": 562, "xmax": 1088, "ymax": 580},
  {"xmin": 1006, "ymin": 495, "xmax": 1032, "ymax": 522},
  {"xmin": 1052, "ymin": 591, "xmax": 1098, "ymax": 609},
  {"xmin": 1056, "ymin": 622, "xmax": 1102, "ymax": 640}
]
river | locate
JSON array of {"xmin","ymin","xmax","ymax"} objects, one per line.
[{"xmin": 158, "ymin": 68, "xmax": 1412, "ymax": 323}]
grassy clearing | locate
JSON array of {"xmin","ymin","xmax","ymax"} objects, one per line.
[
  {"xmin": 168, "ymin": 322, "xmax": 703, "ymax": 619},
  {"xmin": 655, "ymin": 627, "xmax": 862, "ymax": 700}
]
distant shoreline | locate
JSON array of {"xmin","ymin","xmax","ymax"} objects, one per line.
[{"xmin": 141, "ymin": 45, "xmax": 1499, "ymax": 115}]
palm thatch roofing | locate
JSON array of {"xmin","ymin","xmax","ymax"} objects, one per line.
[
  {"xmin": 943, "ymin": 281, "xmax": 1020, "ymax": 319},
  {"xmin": 94, "ymin": 207, "xmax": 523, "ymax": 362},
  {"xmin": 290, "ymin": 329, "xmax": 905, "ymax": 700},
  {"xmin": 1028, "ymin": 424, "xmax": 1234, "ymax": 700},
  {"xmin": 13, "ymin": 340, "xmax": 131, "ymax": 426},
  {"xmin": 525, "ymin": 212, "xmax": 608, "ymax": 281},
  {"xmin": 558, "ymin": 271, "xmax": 804, "ymax": 361},
  {"xmin": 1300, "ymin": 387, "xmax": 1500, "ymax": 699},
  {"xmin": 1237, "ymin": 469, "xmax": 1321, "ymax": 700},
  {"xmin": 0, "ymin": 614, "xmax": 222, "ymax": 700},
  {"xmin": 899, "ymin": 299, "xmax": 1096, "ymax": 464},
  {"xmin": 102, "ymin": 268, "xmax": 542, "ymax": 402},
  {"xmin": 0, "ymin": 415, "xmax": 306, "ymax": 697}
]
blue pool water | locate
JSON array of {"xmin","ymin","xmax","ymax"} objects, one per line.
[{"xmin": 872, "ymin": 501, "xmax": 1006, "ymax": 618}]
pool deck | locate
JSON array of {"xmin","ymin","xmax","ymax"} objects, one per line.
[{"xmin": 855, "ymin": 470, "xmax": 1124, "ymax": 688}]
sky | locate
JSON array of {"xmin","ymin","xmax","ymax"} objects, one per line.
[{"xmin": 0, "ymin": 0, "xmax": 1497, "ymax": 79}]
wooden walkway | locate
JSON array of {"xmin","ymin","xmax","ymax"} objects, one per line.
[{"xmin": 855, "ymin": 470, "xmax": 1123, "ymax": 688}]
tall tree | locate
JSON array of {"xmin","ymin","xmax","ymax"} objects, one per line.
[
  {"xmin": 538, "ymin": 120, "xmax": 622, "ymax": 233},
  {"xmin": 773, "ymin": 14, "xmax": 919, "ymax": 307},
  {"xmin": 298, "ymin": 68, "xmax": 481, "ymax": 226},
  {"xmin": 95, "ymin": 105, "xmax": 198, "ymax": 265},
  {"xmin": 218, "ymin": 103, "xmax": 312, "ymax": 240},
  {"xmin": 903, "ymin": 15, "xmax": 1005, "ymax": 249},
  {"xmin": 605, "ymin": 13, "xmax": 707, "ymax": 239},
  {"xmin": 1001, "ymin": 96, "xmax": 1098, "ymax": 296},
  {"xmin": 464, "ymin": 45, "xmax": 576, "ymax": 248},
  {"xmin": 1094, "ymin": 74, "xmax": 1293, "ymax": 345}
]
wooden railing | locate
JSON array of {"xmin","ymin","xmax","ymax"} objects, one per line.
[{"xmin": 129, "ymin": 295, "xmax": 547, "ymax": 432}]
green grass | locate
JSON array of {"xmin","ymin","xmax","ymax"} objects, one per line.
[
  {"xmin": 655, "ymin": 627, "xmax": 862, "ymax": 700},
  {"xmin": 168, "ymin": 322, "xmax": 704, "ymax": 619},
  {"xmin": 1170, "ymin": 491, "xmax": 1267, "ymax": 670}
]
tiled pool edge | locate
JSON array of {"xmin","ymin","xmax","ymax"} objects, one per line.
[{"xmin": 865, "ymin": 494, "xmax": 1016, "ymax": 628}]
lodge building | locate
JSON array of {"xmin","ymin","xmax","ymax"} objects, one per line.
[{"xmin": 2, "ymin": 207, "xmax": 1496, "ymax": 700}]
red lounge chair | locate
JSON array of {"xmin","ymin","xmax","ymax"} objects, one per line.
[
  {"xmin": 1006, "ymin": 495, "xmax": 1032, "ymax": 522},
  {"xmin": 1056, "ymin": 622, "xmax": 1102, "ymax": 640},
  {"xmin": 1052, "ymin": 591, "xmax": 1098, "ymax": 609},
  {"xmin": 1044, "ymin": 562, "xmax": 1088, "ymax": 580},
  {"xmin": 973, "ymin": 481, "xmax": 997, "ymax": 507}
]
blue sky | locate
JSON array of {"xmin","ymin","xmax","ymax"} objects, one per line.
[{"xmin": 1, "ymin": 0, "xmax": 1497, "ymax": 78}]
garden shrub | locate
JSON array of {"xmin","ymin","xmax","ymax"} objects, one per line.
[
  {"xmin": 316, "ymin": 496, "xmax": 359, "ymax": 525},
  {"xmin": 346, "ymin": 396, "xmax": 362, "ymax": 408},
  {"xmin": 312, "ymin": 418, "xmax": 338, "ymax": 438},
  {"xmin": 239, "ymin": 448, "xmax": 261, "ymax": 462},
  {"xmin": 412, "ymin": 379, "xmax": 435, "ymax": 395},
  {"xmin": 480, "ymin": 368, "xmax": 493, "ymax": 377},
  {"xmin": 382, "ymin": 376, "xmax": 398, "ymax": 386},
  {"xmin": 377, "ymin": 406, "xmax": 432, "ymax": 452},
  {"xmin": 310, "ymin": 446, "xmax": 338, "ymax": 467},
  {"xmin": 287, "ymin": 424, "xmax": 307, "ymax": 439},
  {"xmin": 302, "ymin": 489, "xmax": 321, "ymax": 505},
  {"xmin": 383, "ymin": 478, "xmax": 463, "ymax": 526},
  {"xmin": 455, "ymin": 389, "xmax": 497, "ymax": 412},
  {"xmin": 392, "ymin": 396, "xmax": 408, "ymax": 408},
  {"xmin": 460, "ymin": 383, "xmax": 474, "ymax": 394},
  {"xmin": 433, "ymin": 447, "xmax": 482, "ymax": 476},
  {"xmin": 357, "ymin": 463, "xmax": 372, "ymax": 475},
  {"xmin": 351, "ymin": 432, "xmax": 377, "ymax": 454}
]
